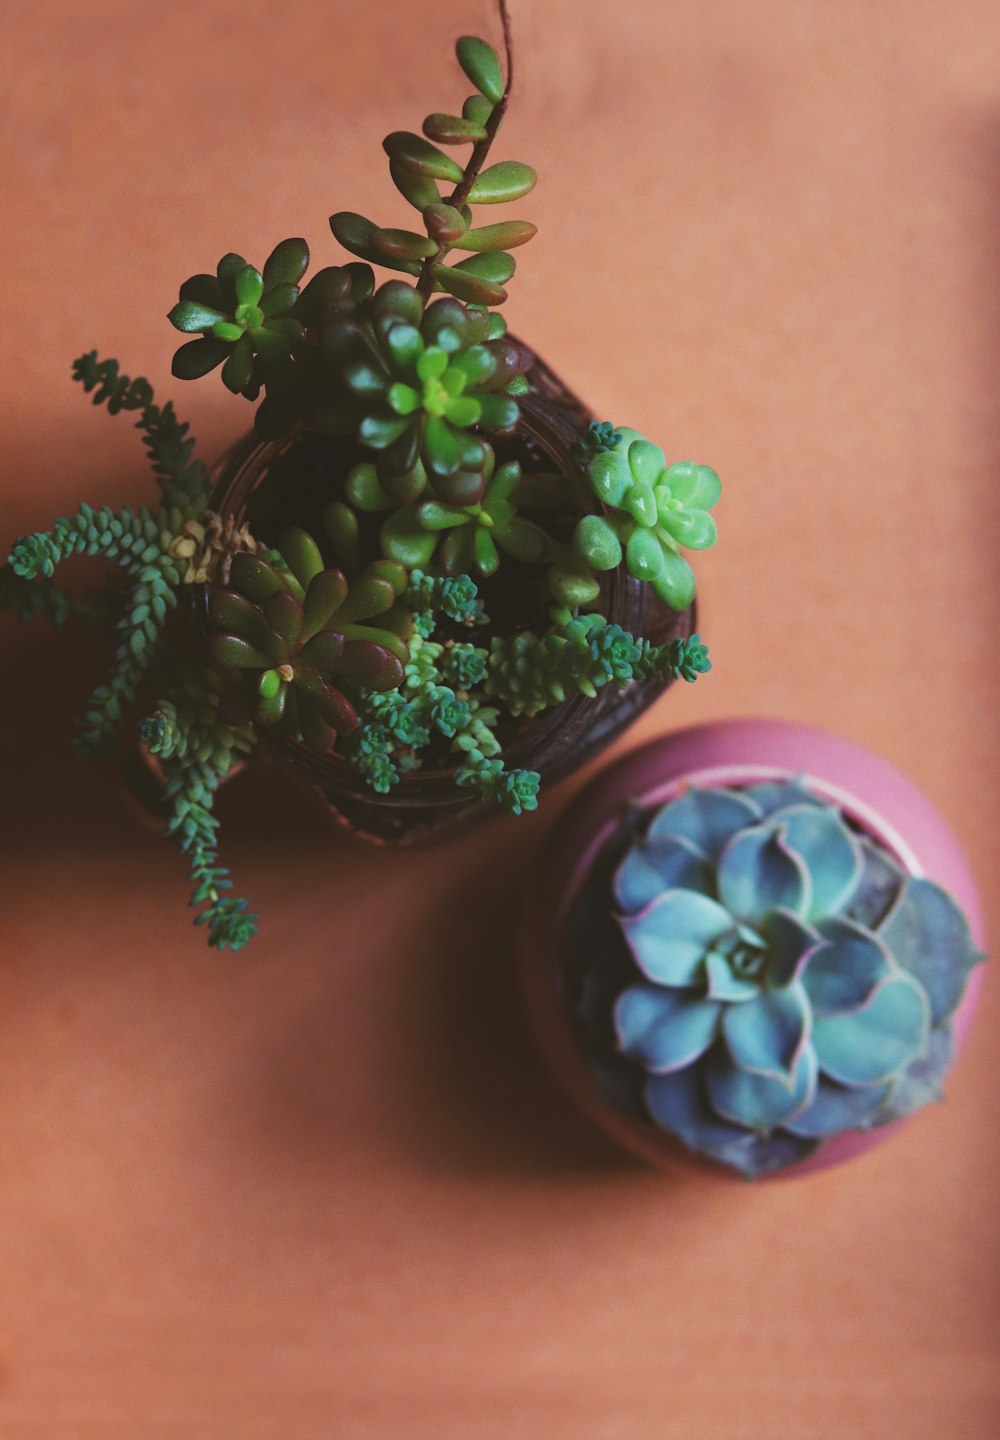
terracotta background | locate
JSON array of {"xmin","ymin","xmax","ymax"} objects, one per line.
[{"xmin": 2, "ymin": 0, "xmax": 999, "ymax": 1435}]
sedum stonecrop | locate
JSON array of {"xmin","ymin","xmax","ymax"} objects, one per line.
[
  {"xmin": 4, "ymin": 5, "xmax": 720, "ymax": 953},
  {"xmin": 572, "ymin": 781, "xmax": 984, "ymax": 1178}
]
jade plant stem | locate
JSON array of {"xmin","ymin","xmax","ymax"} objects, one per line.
[{"xmin": 415, "ymin": 0, "xmax": 516, "ymax": 299}]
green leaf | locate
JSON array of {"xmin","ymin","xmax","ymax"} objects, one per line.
[
  {"xmin": 210, "ymin": 320, "xmax": 244, "ymax": 342},
  {"xmin": 302, "ymin": 569, "xmax": 349, "ymax": 639},
  {"xmin": 372, "ymin": 228, "xmax": 438, "ymax": 262},
  {"xmin": 259, "ymin": 283, "xmax": 299, "ymax": 318},
  {"xmin": 453, "ymin": 251, "xmax": 515, "ymax": 284},
  {"xmin": 216, "ymin": 252, "xmax": 248, "ymax": 293},
  {"xmin": 651, "ymin": 551, "xmax": 697, "ymax": 611},
  {"xmin": 380, "ymin": 510, "xmax": 438, "ymax": 567},
  {"xmin": 323, "ymin": 501, "xmax": 362, "ymax": 575},
  {"xmin": 433, "ymin": 264, "xmax": 506, "ymax": 307},
  {"xmin": 423, "ymin": 113, "xmax": 487, "ymax": 145},
  {"xmin": 496, "ymin": 517, "xmax": 548, "ymax": 564},
  {"xmin": 230, "ymin": 553, "xmax": 284, "ymax": 604},
  {"xmin": 444, "ymin": 394, "xmax": 481, "ymax": 427},
  {"xmin": 474, "ymin": 526, "xmax": 500, "ymax": 575},
  {"xmin": 456, "ymin": 220, "xmax": 537, "ymax": 253},
  {"xmin": 574, "ymin": 515, "xmax": 623, "ymax": 570},
  {"xmin": 456, "ymin": 36, "xmax": 504, "ymax": 104},
  {"xmin": 171, "ymin": 337, "xmax": 230, "ymax": 380},
  {"xmin": 389, "ymin": 160, "xmax": 441, "ymax": 211},
  {"xmin": 346, "ymin": 463, "xmax": 393, "ymax": 512},
  {"xmin": 462, "ymin": 95, "xmax": 493, "ymax": 126},
  {"xmin": 168, "ymin": 299, "xmax": 226, "ymax": 334},
  {"xmin": 263, "ymin": 588, "xmax": 304, "ymax": 649},
  {"xmin": 210, "ymin": 634, "xmax": 273, "ymax": 670},
  {"xmin": 383, "ymin": 131, "xmax": 464, "ymax": 184},
  {"xmin": 424, "ymin": 414, "xmax": 462, "ymax": 474},
  {"xmin": 360, "ymin": 413, "xmax": 411, "ymax": 449},
  {"xmin": 625, "ymin": 527, "xmax": 666, "ymax": 583},
  {"xmin": 263, "ymin": 237, "xmax": 309, "ymax": 288},
  {"xmin": 234, "ymin": 266, "xmax": 264, "ymax": 306},
  {"xmin": 414, "ymin": 499, "xmax": 469, "ymax": 531},
  {"xmin": 477, "ymin": 393, "xmax": 518, "ymax": 430},
  {"xmin": 278, "ymin": 526, "xmax": 325, "ymax": 589},
  {"xmin": 467, "ymin": 162, "xmax": 537, "ymax": 204}
]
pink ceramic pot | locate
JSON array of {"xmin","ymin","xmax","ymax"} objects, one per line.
[{"xmin": 519, "ymin": 718, "xmax": 986, "ymax": 1180}]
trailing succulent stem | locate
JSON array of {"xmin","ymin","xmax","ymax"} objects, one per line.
[{"xmin": 486, "ymin": 611, "xmax": 711, "ymax": 719}]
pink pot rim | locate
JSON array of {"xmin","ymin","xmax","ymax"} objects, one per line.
[{"xmin": 519, "ymin": 718, "xmax": 987, "ymax": 1181}]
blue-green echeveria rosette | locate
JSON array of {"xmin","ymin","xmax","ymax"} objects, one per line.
[{"xmin": 590, "ymin": 780, "xmax": 985, "ymax": 1178}]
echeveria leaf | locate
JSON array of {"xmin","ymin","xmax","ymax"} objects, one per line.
[
  {"xmin": 811, "ymin": 973, "xmax": 929, "ymax": 1085},
  {"xmin": 805, "ymin": 917, "xmax": 895, "ymax": 1015},
  {"xmin": 771, "ymin": 803, "xmax": 863, "ymax": 919},
  {"xmin": 783, "ymin": 1076, "xmax": 894, "ymax": 1138},
  {"xmin": 878, "ymin": 1023, "xmax": 954, "ymax": 1122},
  {"xmin": 707, "ymin": 1042, "xmax": 818, "ymax": 1131},
  {"xmin": 717, "ymin": 825, "xmax": 812, "ymax": 926},
  {"xmin": 615, "ymin": 986, "xmax": 720, "ymax": 1074},
  {"xmin": 619, "ymin": 889, "xmax": 730, "ymax": 986},
  {"xmin": 721, "ymin": 982, "xmax": 811, "ymax": 1084},
  {"xmin": 613, "ymin": 833, "xmax": 714, "ymax": 914},
  {"xmin": 877, "ymin": 876, "xmax": 984, "ymax": 1026},
  {"xmin": 647, "ymin": 787, "xmax": 762, "ymax": 858}
]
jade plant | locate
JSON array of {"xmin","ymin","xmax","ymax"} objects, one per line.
[
  {"xmin": 3, "ymin": 4, "xmax": 718, "ymax": 951},
  {"xmin": 570, "ymin": 782, "xmax": 984, "ymax": 1177}
]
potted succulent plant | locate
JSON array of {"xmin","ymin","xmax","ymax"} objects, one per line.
[
  {"xmin": 519, "ymin": 720, "xmax": 986, "ymax": 1179},
  {"xmin": 2, "ymin": 4, "xmax": 716, "ymax": 952}
]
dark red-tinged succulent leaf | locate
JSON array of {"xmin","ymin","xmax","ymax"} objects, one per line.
[
  {"xmin": 210, "ymin": 634, "xmax": 274, "ymax": 670},
  {"xmin": 299, "ymin": 630, "xmax": 347, "ymax": 672},
  {"xmin": 422, "ymin": 112, "xmax": 488, "ymax": 146},
  {"xmin": 338, "ymin": 574, "xmax": 398, "ymax": 623},
  {"xmin": 278, "ymin": 526, "xmax": 325, "ymax": 589},
  {"xmin": 298, "ymin": 705, "xmax": 337, "ymax": 752},
  {"xmin": 340, "ymin": 624, "xmax": 409, "ymax": 664},
  {"xmin": 230, "ymin": 552, "xmax": 285, "ymax": 604},
  {"xmin": 263, "ymin": 588, "xmax": 304, "ymax": 649},
  {"xmin": 365, "ymin": 560, "xmax": 408, "ymax": 594},
  {"xmin": 335, "ymin": 641, "xmax": 404, "ymax": 690},
  {"xmin": 297, "ymin": 671, "xmax": 357, "ymax": 733},
  {"xmin": 302, "ymin": 569, "xmax": 349, "ymax": 640},
  {"xmin": 432, "ymin": 467, "xmax": 487, "ymax": 507},
  {"xmin": 423, "ymin": 202, "xmax": 469, "ymax": 242},
  {"xmin": 371, "ymin": 228, "xmax": 438, "ymax": 262},
  {"xmin": 454, "ymin": 220, "xmax": 537, "ymax": 253},
  {"xmin": 440, "ymin": 527, "xmax": 475, "ymax": 576},
  {"xmin": 209, "ymin": 590, "xmax": 281, "ymax": 656},
  {"xmin": 382, "ymin": 131, "xmax": 464, "ymax": 184}
]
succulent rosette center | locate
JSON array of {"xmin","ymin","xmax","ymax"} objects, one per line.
[{"xmin": 576, "ymin": 779, "xmax": 985, "ymax": 1177}]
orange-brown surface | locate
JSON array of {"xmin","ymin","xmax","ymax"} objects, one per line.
[{"xmin": 2, "ymin": 1, "xmax": 999, "ymax": 1436}]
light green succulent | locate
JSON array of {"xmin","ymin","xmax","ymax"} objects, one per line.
[{"xmin": 571, "ymin": 427, "xmax": 720, "ymax": 611}]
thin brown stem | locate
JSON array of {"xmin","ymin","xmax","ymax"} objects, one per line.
[{"xmin": 415, "ymin": 0, "xmax": 515, "ymax": 299}]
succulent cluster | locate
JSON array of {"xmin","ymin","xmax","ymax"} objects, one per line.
[
  {"xmin": 4, "ymin": 7, "xmax": 720, "ymax": 952},
  {"xmin": 571, "ymin": 782, "xmax": 983, "ymax": 1177}
]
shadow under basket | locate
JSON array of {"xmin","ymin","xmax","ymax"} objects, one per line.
[{"xmin": 207, "ymin": 353, "xmax": 696, "ymax": 847}]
